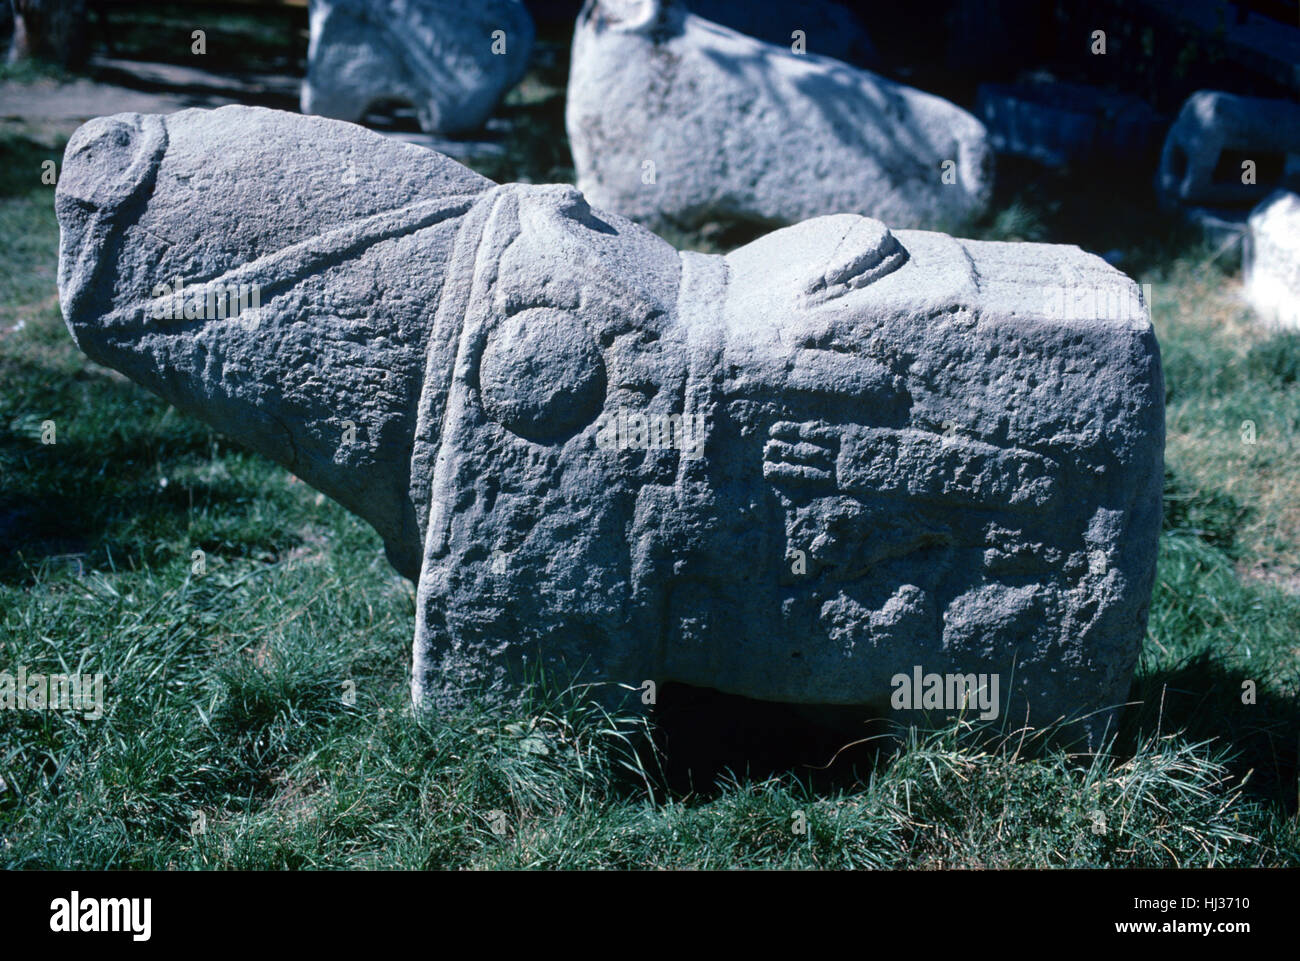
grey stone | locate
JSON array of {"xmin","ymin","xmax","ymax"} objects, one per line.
[
  {"xmin": 566, "ymin": 0, "xmax": 992, "ymax": 232},
  {"xmin": 976, "ymin": 82, "xmax": 1161, "ymax": 169},
  {"xmin": 56, "ymin": 105, "xmax": 1162, "ymax": 745},
  {"xmin": 301, "ymin": 0, "xmax": 534, "ymax": 134},
  {"xmin": 1156, "ymin": 91, "xmax": 1300, "ymax": 209},
  {"xmin": 1244, "ymin": 190, "xmax": 1300, "ymax": 329}
]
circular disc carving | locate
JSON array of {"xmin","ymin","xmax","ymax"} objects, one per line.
[{"xmin": 479, "ymin": 307, "xmax": 607, "ymax": 443}]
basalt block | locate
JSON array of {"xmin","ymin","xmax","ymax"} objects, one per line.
[
  {"xmin": 56, "ymin": 105, "xmax": 1163, "ymax": 745},
  {"xmin": 566, "ymin": 0, "xmax": 992, "ymax": 232},
  {"xmin": 301, "ymin": 0, "xmax": 534, "ymax": 134}
]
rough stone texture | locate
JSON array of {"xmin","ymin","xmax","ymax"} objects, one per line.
[
  {"xmin": 301, "ymin": 0, "xmax": 534, "ymax": 134},
  {"xmin": 57, "ymin": 105, "xmax": 1162, "ymax": 745},
  {"xmin": 976, "ymin": 82, "xmax": 1161, "ymax": 169},
  {"xmin": 1244, "ymin": 190, "xmax": 1300, "ymax": 329},
  {"xmin": 566, "ymin": 0, "xmax": 992, "ymax": 232},
  {"xmin": 1156, "ymin": 91, "xmax": 1300, "ymax": 209}
]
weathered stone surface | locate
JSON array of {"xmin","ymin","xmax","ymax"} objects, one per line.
[
  {"xmin": 56, "ymin": 105, "xmax": 1162, "ymax": 745},
  {"xmin": 1156, "ymin": 91, "xmax": 1300, "ymax": 209},
  {"xmin": 976, "ymin": 82, "xmax": 1160, "ymax": 168},
  {"xmin": 301, "ymin": 0, "xmax": 534, "ymax": 134},
  {"xmin": 566, "ymin": 0, "xmax": 992, "ymax": 231},
  {"xmin": 1244, "ymin": 190, "xmax": 1300, "ymax": 329}
]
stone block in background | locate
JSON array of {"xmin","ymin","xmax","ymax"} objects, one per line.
[
  {"xmin": 1156, "ymin": 90, "xmax": 1300, "ymax": 210},
  {"xmin": 1244, "ymin": 190, "xmax": 1300, "ymax": 328},
  {"xmin": 566, "ymin": 0, "xmax": 992, "ymax": 232},
  {"xmin": 301, "ymin": 0, "xmax": 534, "ymax": 134}
]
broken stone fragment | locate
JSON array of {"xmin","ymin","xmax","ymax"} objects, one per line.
[
  {"xmin": 301, "ymin": 0, "xmax": 534, "ymax": 134},
  {"xmin": 56, "ymin": 105, "xmax": 1162, "ymax": 747},
  {"xmin": 566, "ymin": 0, "xmax": 992, "ymax": 232}
]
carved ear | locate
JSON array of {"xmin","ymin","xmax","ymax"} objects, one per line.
[
  {"xmin": 725, "ymin": 214, "xmax": 910, "ymax": 309},
  {"xmin": 805, "ymin": 217, "xmax": 909, "ymax": 299}
]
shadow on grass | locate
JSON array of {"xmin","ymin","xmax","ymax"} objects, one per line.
[
  {"xmin": 1162, "ymin": 464, "xmax": 1252, "ymax": 559},
  {"xmin": 0, "ymin": 355, "xmax": 306, "ymax": 585},
  {"xmin": 640, "ymin": 527, "xmax": 1297, "ymax": 814},
  {"xmin": 0, "ymin": 134, "xmax": 67, "ymax": 199},
  {"xmin": 1123, "ymin": 653, "xmax": 1299, "ymax": 815},
  {"xmin": 86, "ymin": 59, "xmax": 300, "ymax": 112},
  {"xmin": 649, "ymin": 682, "xmax": 893, "ymax": 796},
  {"xmin": 640, "ymin": 651, "xmax": 1297, "ymax": 818}
]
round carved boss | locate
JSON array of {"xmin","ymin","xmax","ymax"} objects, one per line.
[{"xmin": 478, "ymin": 307, "xmax": 607, "ymax": 443}]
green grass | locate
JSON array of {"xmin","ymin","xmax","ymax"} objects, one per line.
[{"xmin": 2, "ymin": 41, "xmax": 1299, "ymax": 868}]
